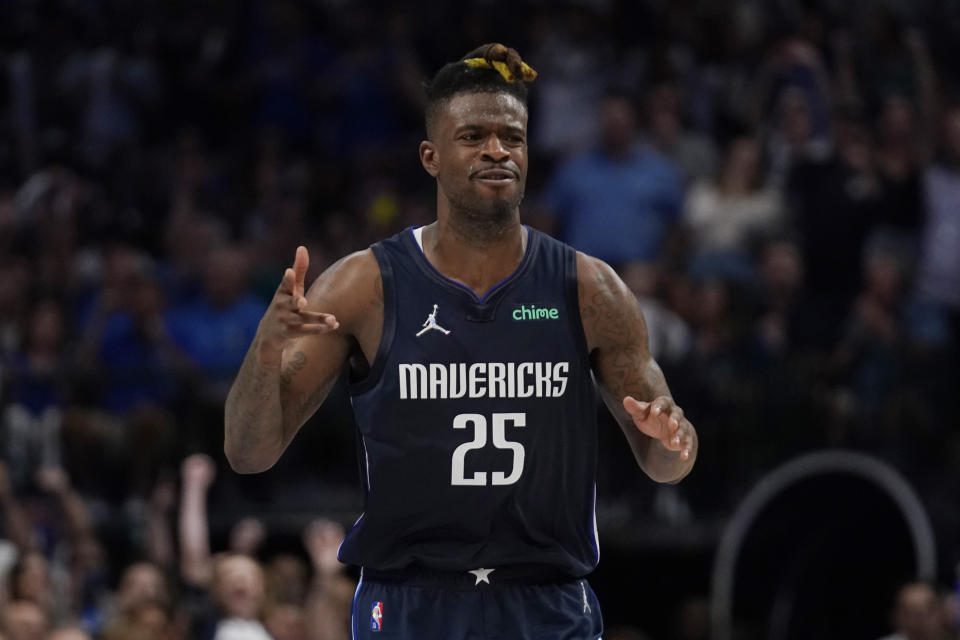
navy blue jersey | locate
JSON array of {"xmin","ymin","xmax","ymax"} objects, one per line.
[{"xmin": 338, "ymin": 227, "xmax": 600, "ymax": 578}]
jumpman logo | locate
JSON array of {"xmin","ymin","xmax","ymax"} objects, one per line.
[{"xmin": 416, "ymin": 304, "xmax": 451, "ymax": 337}]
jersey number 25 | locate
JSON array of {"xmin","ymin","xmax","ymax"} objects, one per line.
[{"xmin": 451, "ymin": 413, "xmax": 525, "ymax": 486}]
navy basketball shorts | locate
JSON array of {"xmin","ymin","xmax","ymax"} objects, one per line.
[{"xmin": 351, "ymin": 567, "xmax": 604, "ymax": 639}]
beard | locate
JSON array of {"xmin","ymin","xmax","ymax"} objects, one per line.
[{"xmin": 445, "ymin": 181, "xmax": 525, "ymax": 244}]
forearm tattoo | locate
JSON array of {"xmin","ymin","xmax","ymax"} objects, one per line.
[
  {"xmin": 582, "ymin": 270, "xmax": 669, "ymax": 402},
  {"xmin": 227, "ymin": 343, "xmax": 284, "ymax": 456},
  {"xmin": 278, "ymin": 350, "xmax": 329, "ymax": 434}
]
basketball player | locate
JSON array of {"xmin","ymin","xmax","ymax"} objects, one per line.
[{"xmin": 225, "ymin": 43, "xmax": 698, "ymax": 639}]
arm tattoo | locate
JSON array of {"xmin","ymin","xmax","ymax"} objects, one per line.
[
  {"xmin": 288, "ymin": 383, "xmax": 329, "ymax": 432},
  {"xmin": 225, "ymin": 343, "xmax": 284, "ymax": 461},
  {"xmin": 585, "ymin": 270, "xmax": 668, "ymax": 402},
  {"xmin": 278, "ymin": 350, "xmax": 324, "ymax": 432},
  {"xmin": 580, "ymin": 258, "xmax": 693, "ymax": 481}
]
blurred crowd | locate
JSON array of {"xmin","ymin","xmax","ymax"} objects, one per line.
[
  {"xmin": 0, "ymin": 455, "xmax": 353, "ymax": 640},
  {"xmin": 2, "ymin": 0, "xmax": 960, "ymax": 637}
]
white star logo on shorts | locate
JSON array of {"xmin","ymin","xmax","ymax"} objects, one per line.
[{"xmin": 468, "ymin": 568, "xmax": 494, "ymax": 585}]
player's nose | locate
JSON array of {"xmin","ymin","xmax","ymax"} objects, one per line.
[{"xmin": 480, "ymin": 135, "xmax": 510, "ymax": 162}]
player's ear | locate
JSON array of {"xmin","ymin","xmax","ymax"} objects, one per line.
[{"xmin": 420, "ymin": 140, "xmax": 440, "ymax": 177}]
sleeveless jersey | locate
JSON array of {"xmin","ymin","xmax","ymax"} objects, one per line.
[{"xmin": 338, "ymin": 227, "xmax": 600, "ymax": 578}]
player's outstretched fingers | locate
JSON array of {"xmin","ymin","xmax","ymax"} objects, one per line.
[
  {"xmin": 667, "ymin": 406, "xmax": 684, "ymax": 447},
  {"xmin": 295, "ymin": 323, "xmax": 337, "ymax": 334},
  {"xmin": 650, "ymin": 396, "xmax": 675, "ymax": 433},
  {"xmin": 279, "ymin": 267, "xmax": 297, "ymax": 295},
  {"xmin": 296, "ymin": 310, "xmax": 339, "ymax": 331},
  {"xmin": 622, "ymin": 396, "xmax": 651, "ymax": 422},
  {"xmin": 287, "ymin": 311, "xmax": 339, "ymax": 335},
  {"xmin": 676, "ymin": 418, "xmax": 694, "ymax": 459},
  {"xmin": 293, "ymin": 245, "xmax": 309, "ymax": 298},
  {"xmin": 277, "ymin": 247, "xmax": 309, "ymax": 305},
  {"xmin": 296, "ymin": 309, "xmax": 337, "ymax": 322}
]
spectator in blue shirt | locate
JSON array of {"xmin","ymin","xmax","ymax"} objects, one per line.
[
  {"xmin": 75, "ymin": 248, "xmax": 183, "ymax": 414},
  {"xmin": 539, "ymin": 92, "xmax": 684, "ymax": 266},
  {"xmin": 166, "ymin": 246, "xmax": 266, "ymax": 403}
]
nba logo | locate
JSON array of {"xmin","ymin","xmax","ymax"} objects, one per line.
[{"xmin": 370, "ymin": 601, "xmax": 383, "ymax": 631}]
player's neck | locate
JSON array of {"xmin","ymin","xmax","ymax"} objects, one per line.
[{"xmin": 421, "ymin": 217, "xmax": 527, "ymax": 299}]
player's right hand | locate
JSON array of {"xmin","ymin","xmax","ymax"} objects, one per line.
[{"xmin": 258, "ymin": 246, "xmax": 339, "ymax": 354}]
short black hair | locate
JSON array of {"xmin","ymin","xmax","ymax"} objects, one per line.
[{"xmin": 424, "ymin": 48, "xmax": 530, "ymax": 138}]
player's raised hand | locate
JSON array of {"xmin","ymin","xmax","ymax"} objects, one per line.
[
  {"xmin": 288, "ymin": 244, "xmax": 310, "ymax": 303},
  {"xmin": 622, "ymin": 395, "xmax": 694, "ymax": 460},
  {"xmin": 259, "ymin": 246, "xmax": 339, "ymax": 353}
]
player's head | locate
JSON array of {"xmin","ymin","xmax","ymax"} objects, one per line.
[
  {"xmin": 423, "ymin": 44, "xmax": 533, "ymax": 139},
  {"xmin": 420, "ymin": 44, "xmax": 536, "ymax": 231}
]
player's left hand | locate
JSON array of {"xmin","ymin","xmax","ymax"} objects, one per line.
[{"xmin": 622, "ymin": 395, "xmax": 694, "ymax": 460}]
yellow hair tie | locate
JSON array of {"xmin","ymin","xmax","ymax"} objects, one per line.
[{"xmin": 464, "ymin": 57, "xmax": 537, "ymax": 83}]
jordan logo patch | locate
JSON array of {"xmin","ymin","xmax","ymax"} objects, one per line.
[{"xmin": 416, "ymin": 304, "xmax": 451, "ymax": 337}]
